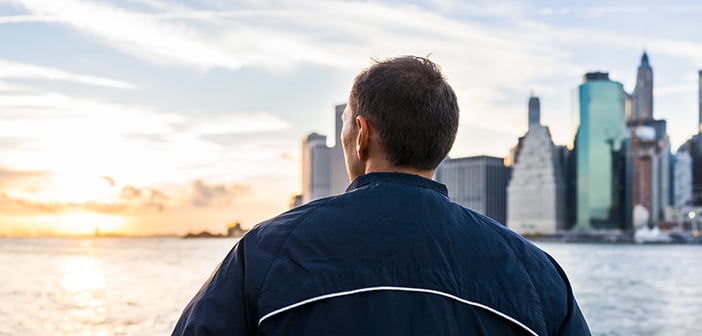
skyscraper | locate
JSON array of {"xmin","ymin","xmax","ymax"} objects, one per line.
[
  {"xmin": 329, "ymin": 104, "xmax": 348, "ymax": 195},
  {"xmin": 300, "ymin": 104, "xmax": 349, "ymax": 204},
  {"xmin": 508, "ymin": 95, "xmax": 566, "ymax": 234},
  {"xmin": 573, "ymin": 72, "xmax": 628, "ymax": 230},
  {"xmin": 674, "ymin": 149, "xmax": 693, "ymax": 207},
  {"xmin": 632, "ymin": 52, "xmax": 653, "ymax": 121},
  {"xmin": 302, "ymin": 133, "xmax": 331, "ymax": 203},
  {"xmin": 625, "ymin": 52, "xmax": 672, "ymax": 228},
  {"xmin": 699, "ymin": 70, "xmax": 702, "ymax": 133},
  {"xmin": 435, "ymin": 156, "xmax": 511, "ymax": 224},
  {"xmin": 628, "ymin": 121, "xmax": 671, "ymax": 228},
  {"xmin": 528, "ymin": 94, "xmax": 540, "ymax": 130},
  {"xmin": 684, "ymin": 71, "xmax": 702, "ymax": 205}
]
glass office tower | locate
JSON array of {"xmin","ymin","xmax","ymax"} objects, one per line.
[{"xmin": 573, "ymin": 72, "xmax": 628, "ymax": 230}]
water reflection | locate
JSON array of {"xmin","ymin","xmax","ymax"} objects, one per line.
[
  {"xmin": 58, "ymin": 253, "xmax": 108, "ymax": 334},
  {"xmin": 61, "ymin": 257, "xmax": 105, "ymax": 292}
]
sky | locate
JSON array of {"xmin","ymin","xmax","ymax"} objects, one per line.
[{"xmin": 1, "ymin": 0, "xmax": 701, "ymax": 236}]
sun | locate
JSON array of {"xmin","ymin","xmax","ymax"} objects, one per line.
[{"xmin": 48, "ymin": 212, "xmax": 128, "ymax": 236}]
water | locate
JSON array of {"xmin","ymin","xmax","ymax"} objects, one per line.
[
  {"xmin": 1, "ymin": 238, "xmax": 700, "ymax": 335},
  {"xmin": 537, "ymin": 242, "xmax": 702, "ymax": 336}
]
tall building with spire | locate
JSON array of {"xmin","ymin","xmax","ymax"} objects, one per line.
[
  {"xmin": 631, "ymin": 52, "xmax": 653, "ymax": 121},
  {"xmin": 528, "ymin": 94, "xmax": 540, "ymax": 130},
  {"xmin": 625, "ymin": 52, "xmax": 672, "ymax": 228},
  {"xmin": 508, "ymin": 94, "xmax": 566, "ymax": 234}
]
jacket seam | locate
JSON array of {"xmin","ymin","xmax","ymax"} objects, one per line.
[{"xmin": 257, "ymin": 286, "xmax": 540, "ymax": 336}]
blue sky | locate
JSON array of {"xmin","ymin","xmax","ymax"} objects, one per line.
[{"xmin": 0, "ymin": 0, "xmax": 701, "ymax": 235}]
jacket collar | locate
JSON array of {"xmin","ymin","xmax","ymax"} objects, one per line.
[{"xmin": 346, "ymin": 172, "xmax": 448, "ymax": 197}]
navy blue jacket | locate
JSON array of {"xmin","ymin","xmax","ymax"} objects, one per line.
[{"xmin": 173, "ymin": 173, "xmax": 590, "ymax": 335}]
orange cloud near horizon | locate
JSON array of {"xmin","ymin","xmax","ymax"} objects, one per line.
[{"xmin": 0, "ymin": 168, "xmax": 285, "ymax": 237}]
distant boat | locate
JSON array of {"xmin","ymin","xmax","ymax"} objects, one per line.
[{"xmin": 634, "ymin": 226, "xmax": 672, "ymax": 244}]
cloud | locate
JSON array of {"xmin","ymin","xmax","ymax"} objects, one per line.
[
  {"xmin": 585, "ymin": 5, "xmax": 647, "ymax": 17},
  {"xmin": 100, "ymin": 175, "xmax": 115, "ymax": 187},
  {"xmin": 0, "ymin": 178, "xmax": 252, "ymax": 215},
  {"xmin": 538, "ymin": 7, "xmax": 570, "ymax": 16},
  {"xmin": 0, "ymin": 59, "xmax": 135, "ymax": 89},
  {"xmin": 664, "ymin": 5, "xmax": 702, "ymax": 12},
  {"xmin": 0, "ymin": 166, "xmax": 49, "ymax": 189},
  {"xmin": 6, "ymin": 0, "xmax": 563, "ymax": 75},
  {"xmin": 0, "ymin": 14, "xmax": 63, "ymax": 24},
  {"xmin": 0, "ymin": 83, "xmax": 291, "ymax": 177},
  {"xmin": 190, "ymin": 180, "xmax": 251, "ymax": 208},
  {"xmin": 118, "ymin": 185, "xmax": 169, "ymax": 211},
  {"xmin": 10, "ymin": 0, "xmax": 241, "ymax": 70},
  {"xmin": 185, "ymin": 113, "xmax": 290, "ymax": 136}
]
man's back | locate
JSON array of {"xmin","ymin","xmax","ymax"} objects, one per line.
[{"xmin": 173, "ymin": 173, "xmax": 589, "ymax": 335}]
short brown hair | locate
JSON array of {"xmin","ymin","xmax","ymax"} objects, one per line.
[{"xmin": 349, "ymin": 56, "xmax": 459, "ymax": 170}]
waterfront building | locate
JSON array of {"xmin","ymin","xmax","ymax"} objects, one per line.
[
  {"xmin": 573, "ymin": 72, "xmax": 628, "ymax": 230},
  {"xmin": 687, "ymin": 71, "xmax": 702, "ymax": 205},
  {"xmin": 674, "ymin": 149, "xmax": 693, "ymax": 207},
  {"xmin": 672, "ymin": 71, "xmax": 702, "ymax": 207},
  {"xmin": 507, "ymin": 95, "xmax": 567, "ymax": 234},
  {"xmin": 329, "ymin": 104, "xmax": 348, "ymax": 196},
  {"xmin": 289, "ymin": 194, "xmax": 303, "ymax": 208},
  {"xmin": 631, "ymin": 52, "xmax": 653, "ymax": 121},
  {"xmin": 301, "ymin": 104, "xmax": 349, "ymax": 203},
  {"xmin": 435, "ymin": 156, "xmax": 511, "ymax": 224},
  {"xmin": 301, "ymin": 132, "xmax": 330, "ymax": 203},
  {"xmin": 557, "ymin": 145, "xmax": 577, "ymax": 229},
  {"xmin": 627, "ymin": 121, "xmax": 671, "ymax": 228},
  {"xmin": 683, "ymin": 134, "xmax": 702, "ymax": 205},
  {"xmin": 625, "ymin": 53, "xmax": 672, "ymax": 228}
]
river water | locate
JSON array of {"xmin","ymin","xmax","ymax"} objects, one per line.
[{"xmin": 1, "ymin": 237, "xmax": 700, "ymax": 335}]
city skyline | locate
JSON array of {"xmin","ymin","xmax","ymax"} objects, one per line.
[{"xmin": 1, "ymin": 0, "xmax": 702, "ymax": 236}]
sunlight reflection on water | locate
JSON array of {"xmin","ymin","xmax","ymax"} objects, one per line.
[
  {"xmin": 1, "ymin": 238, "xmax": 701, "ymax": 335},
  {"xmin": 61, "ymin": 256, "xmax": 105, "ymax": 292},
  {"xmin": 0, "ymin": 237, "xmax": 237, "ymax": 336}
]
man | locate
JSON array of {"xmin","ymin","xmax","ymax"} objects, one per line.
[{"xmin": 172, "ymin": 56, "xmax": 590, "ymax": 335}]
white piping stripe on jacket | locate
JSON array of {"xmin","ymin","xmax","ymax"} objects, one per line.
[{"xmin": 257, "ymin": 286, "xmax": 539, "ymax": 336}]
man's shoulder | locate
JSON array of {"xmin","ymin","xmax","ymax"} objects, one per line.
[
  {"xmin": 240, "ymin": 193, "xmax": 348, "ymax": 247},
  {"xmin": 456, "ymin": 206, "xmax": 560, "ymax": 276}
]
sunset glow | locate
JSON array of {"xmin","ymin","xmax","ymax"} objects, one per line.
[{"xmin": 1, "ymin": 1, "xmax": 701, "ymax": 236}]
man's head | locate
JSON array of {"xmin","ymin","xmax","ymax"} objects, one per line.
[{"xmin": 341, "ymin": 56, "xmax": 459, "ymax": 181}]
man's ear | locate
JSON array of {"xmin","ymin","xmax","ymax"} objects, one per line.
[{"xmin": 355, "ymin": 116, "xmax": 369, "ymax": 159}]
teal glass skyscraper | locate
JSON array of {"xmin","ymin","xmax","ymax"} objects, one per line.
[{"xmin": 573, "ymin": 72, "xmax": 628, "ymax": 230}]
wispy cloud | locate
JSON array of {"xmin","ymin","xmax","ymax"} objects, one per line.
[
  {"xmin": 0, "ymin": 177, "xmax": 251, "ymax": 215},
  {"xmin": 585, "ymin": 5, "xmax": 647, "ymax": 17},
  {"xmin": 190, "ymin": 179, "xmax": 251, "ymax": 207},
  {"xmin": 11, "ymin": 0, "xmax": 246, "ymax": 69},
  {"xmin": 0, "ymin": 166, "xmax": 48, "ymax": 189},
  {"xmin": 0, "ymin": 82, "xmax": 293, "ymax": 188},
  {"xmin": 0, "ymin": 14, "xmax": 63, "ymax": 23},
  {"xmin": 0, "ymin": 59, "xmax": 135, "ymax": 89}
]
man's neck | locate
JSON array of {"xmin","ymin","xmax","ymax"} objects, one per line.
[{"xmin": 364, "ymin": 160, "xmax": 435, "ymax": 180}]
